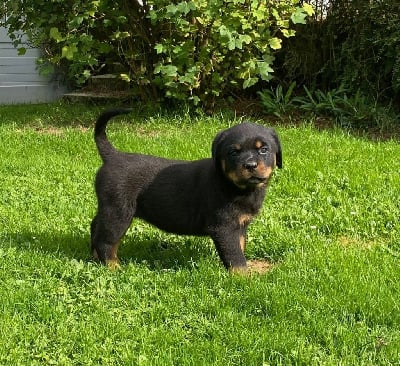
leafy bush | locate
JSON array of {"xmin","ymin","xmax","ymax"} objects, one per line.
[
  {"xmin": 0, "ymin": 0, "xmax": 313, "ymax": 105},
  {"xmin": 148, "ymin": 1, "xmax": 313, "ymax": 105},
  {"xmin": 257, "ymin": 82, "xmax": 399, "ymax": 130},
  {"xmin": 327, "ymin": 0, "xmax": 400, "ymax": 99},
  {"xmin": 295, "ymin": 86, "xmax": 400, "ymax": 130}
]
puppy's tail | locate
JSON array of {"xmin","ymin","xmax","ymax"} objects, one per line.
[{"xmin": 94, "ymin": 109, "xmax": 131, "ymax": 161}]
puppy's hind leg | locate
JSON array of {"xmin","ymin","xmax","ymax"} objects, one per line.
[{"xmin": 91, "ymin": 206, "xmax": 134, "ymax": 269}]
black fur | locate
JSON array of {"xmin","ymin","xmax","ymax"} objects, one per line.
[{"xmin": 91, "ymin": 109, "xmax": 282, "ymax": 271}]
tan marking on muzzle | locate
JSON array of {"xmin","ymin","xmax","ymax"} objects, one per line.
[
  {"xmin": 227, "ymin": 171, "xmax": 247, "ymax": 189},
  {"xmin": 256, "ymin": 163, "xmax": 273, "ymax": 179}
]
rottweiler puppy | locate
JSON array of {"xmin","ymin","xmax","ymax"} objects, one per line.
[{"xmin": 91, "ymin": 109, "xmax": 282, "ymax": 272}]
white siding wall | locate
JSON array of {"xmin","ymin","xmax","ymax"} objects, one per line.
[{"xmin": 0, "ymin": 27, "xmax": 65, "ymax": 104}]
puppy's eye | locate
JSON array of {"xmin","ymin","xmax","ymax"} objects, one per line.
[
  {"xmin": 229, "ymin": 147, "xmax": 241, "ymax": 156},
  {"xmin": 259, "ymin": 147, "xmax": 269, "ymax": 155}
]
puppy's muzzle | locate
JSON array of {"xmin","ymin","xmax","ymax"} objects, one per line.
[
  {"xmin": 244, "ymin": 159, "xmax": 258, "ymax": 170},
  {"xmin": 243, "ymin": 157, "xmax": 271, "ymax": 184}
]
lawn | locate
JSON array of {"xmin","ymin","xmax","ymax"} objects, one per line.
[{"xmin": 0, "ymin": 102, "xmax": 399, "ymax": 365}]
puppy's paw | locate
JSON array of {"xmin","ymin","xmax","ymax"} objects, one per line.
[
  {"xmin": 106, "ymin": 259, "xmax": 121, "ymax": 271},
  {"xmin": 229, "ymin": 265, "xmax": 248, "ymax": 275}
]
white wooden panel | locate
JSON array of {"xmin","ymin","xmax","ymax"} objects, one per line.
[
  {"xmin": 0, "ymin": 27, "xmax": 28, "ymax": 43},
  {"xmin": 0, "ymin": 73, "xmax": 46, "ymax": 83},
  {"xmin": 0, "ymin": 48, "xmax": 39, "ymax": 57},
  {"xmin": 0, "ymin": 26, "xmax": 65, "ymax": 104},
  {"xmin": 0, "ymin": 84, "xmax": 64, "ymax": 104},
  {"xmin": 0, "ymin": 56, "xmax": 40, "ymax": 66},
  {"xmin": 0, "ymin": 64, "xmax": 41, "ymax": 75}
]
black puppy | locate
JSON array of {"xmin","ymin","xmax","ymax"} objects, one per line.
[{"xmin": 91, "ymin": 109, "xmax": 282, "ymax": 272}]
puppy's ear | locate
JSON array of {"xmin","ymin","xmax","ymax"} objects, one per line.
[
  {"xmin": 270, "ymin": 130, "xmax": 282, "ymax": 168},
  {"xmin": 211, "ymin": 130, "xmax": 226, "ymax": 161}
]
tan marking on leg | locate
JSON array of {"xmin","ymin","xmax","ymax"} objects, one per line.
[
  {"xmin": 240, "ymin": 234, "xmax": 246, "ymax": 253},
  {"xmin": 106, "ymin": 241, "xmax": 121, "ymax": 270},
  {"xmin": 110, "ymin": 241, "xmax": 120, "ymax": 259}
]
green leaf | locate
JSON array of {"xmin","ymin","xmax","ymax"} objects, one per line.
[
  {"xmin": 17, "ymin": 47, "xmax": 26, "ymax": 56},
  {"xmin": 281, "ymin": 29, "xmax": 296, "ymax": 38},
  {"xmin": 61, "ymin": 44, "xmax": 77, "ymax": 60},
  {"xmin": 284, "ymin": 81, "xmax": 297, "ymax": 103},
  {"xmin": 303, "ymin": 3, "xmax": 315, "ymax": 16},
  {"xmin": 238, "ymin": 34, "xmax": 252, "ymax": 45},
  {"xmin": 82, "ymin": 69, "xmax": 91, "ymax": 79},
  {"xmin": 269, "ymin": 37, "xmax": 282, "ymax": 50},
  {"xmin": 161, "ymin": 65, "xmax": 178, "ymax": 77},
  {"xmin": 254, "ymin": 9, "xmax": 265, "ymax": 21},
  {"xmin": 243, "ymin": 77, "xmax": 258, "ymax": 89},
  {"xmin": 72, "ymin": 16, "xmax": 84, "ymax": 27},
  {"xmin": 218, "ymin": 25, "xmax": 231, "ymax": 39},
  {"xmin": 112, "ymin": 31, "xmax": 130, "ymax": 40},
  {"xmin": 272, "ymin": 8, "xmax": 280, "ymax": 21},
  {"xmin": 228, "ymin": 39, "xmax": 236, "ymax": 50},
  {"xmin": 235, "ymin": 38, "xmax": 243, "ymax": 50},
  {"xmin": 120, "ymin": 73, "xmax": 131, "ymax": 82},
  {"xmin": 49, "ymin": 27, "xmax": 64, "ymax": 42},
  {"xmin": 191, "ymin": 95, "xmax": 200, "ymax": 105},
  {"xmin": 291, "ymin": 9, "xmax": 307, "ymax": 25},
  {"xmin": 257, "ymin": 61, "xmax": 274, "ymax": 81},
  {"xmin": 154, "ymin": 44, "xmax": 164, "ymax": 54},
  {"xmin": 154, "ymin": 65, "xmax": 162, "ymax": 74},
  {"xmin": 177, "ymin": 2, "xmax": 194, "ymax": 15},
  {"xmin": 166, "ymin": 4, "xmax": 178, "ymax": 16}
]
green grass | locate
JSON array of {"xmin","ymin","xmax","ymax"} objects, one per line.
[{"xmin": 1, "ymin": 102, "xmax": 399, "ymax": 365}]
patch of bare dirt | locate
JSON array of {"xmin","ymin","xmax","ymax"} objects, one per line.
[
  {"xmin": 247, "ymin": 259, "xmax": 274, "ymax": 274},
  {"xmin": 337, "ymin": 236, "xmax": 381, "ymax": 249}
]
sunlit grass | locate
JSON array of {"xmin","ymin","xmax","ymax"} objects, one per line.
[{"xmin": 0, "ymin": 102, "xmax": 399, "ymax": 365}]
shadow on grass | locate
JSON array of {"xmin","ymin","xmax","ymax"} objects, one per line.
[{"xmin": 3, "ymin": 231, "xmax": 215, "ymax": 271}]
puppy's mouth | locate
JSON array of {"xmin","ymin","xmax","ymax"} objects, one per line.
[
  {"xmin": 225, "ymin": 164, "xmax": 273, "ymax": 189},
  {"xmin": 247, "ymin": 176, "xmax": 268, "ymax": 185}
]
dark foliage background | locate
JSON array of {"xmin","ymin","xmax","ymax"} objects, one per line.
[{"xmin": 275, "ymin": 0, "xmax": 400, "ymax": 107}]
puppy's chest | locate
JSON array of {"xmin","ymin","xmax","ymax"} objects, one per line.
[
  {"xmin": 237, "ymin": 212, "xmax": 256, "ymax": 227},
  {"xmin": 231, "ymin": 196, "xmax": 264, "ymax": 227}
]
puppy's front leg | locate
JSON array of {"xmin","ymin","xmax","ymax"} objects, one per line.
[{"xmin": 211, "ymin": 228, "xmax": 248, "ymax": 273}]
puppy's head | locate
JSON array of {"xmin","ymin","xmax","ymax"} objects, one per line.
[{"xmin": 212, "ymin": 122, "xmax": 282, "ymax": 190}]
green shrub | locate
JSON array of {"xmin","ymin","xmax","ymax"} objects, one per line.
[
  {"xmin": 0, "ymin": 0, "xmax": 313, "ymax": 106},
  {"xmin": 148, "ymin": 1, "xmax": 313, "ymax": 106},
  {"xmin": 257, "ymin": 81, "xmax": 297, "ymax": 118},
  {"xmin": 295, "ymin": 86, "xmax": 400, "ymax": 130}
]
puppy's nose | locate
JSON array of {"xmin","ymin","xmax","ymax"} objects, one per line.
[{"xmin": 244, "ymin": 161, "xmax": 258, "ymax": 170}]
